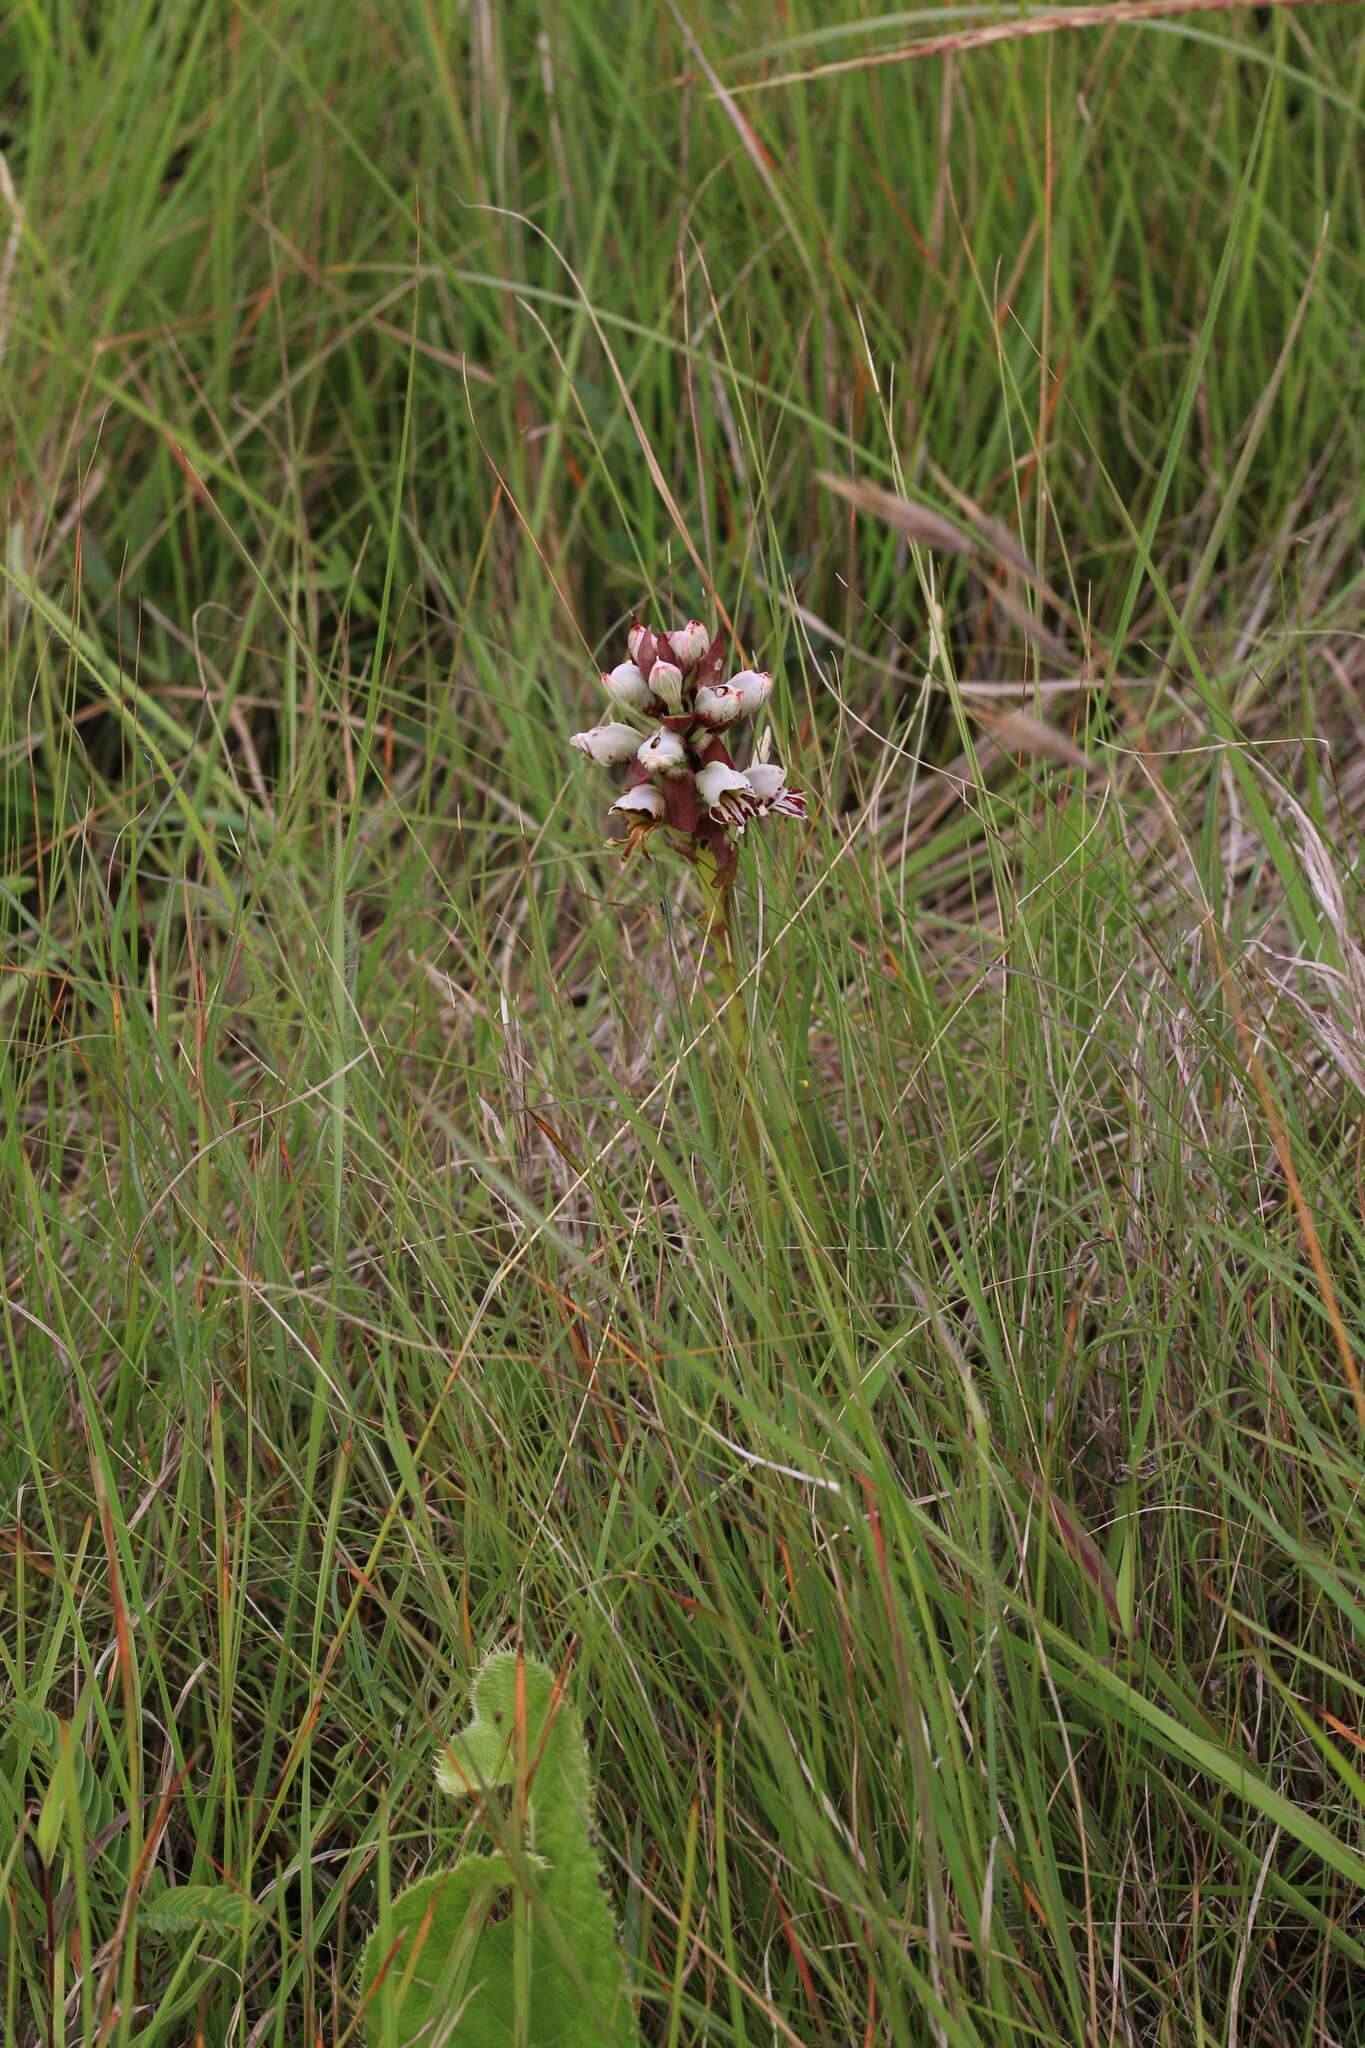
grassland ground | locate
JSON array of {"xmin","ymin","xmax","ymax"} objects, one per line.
[{"xmin": 2, "ymin": 4, "xmax": 1365, "ymax": 2043}]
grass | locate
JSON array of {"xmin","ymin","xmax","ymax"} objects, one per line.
[{"xmin": 2, "ymin": 0, "xmax": 1365, "ymax": 2041}]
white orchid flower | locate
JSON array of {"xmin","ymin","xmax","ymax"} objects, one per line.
[
  {"xmin": 637, "ymin": 727, "xmax": 689, "ymax": 774},
  {"xmin": 602, "ymin": 660, "xmax": 651, "ymax": 711},
  {"xmin": 724, "ymin": 669, "xmax": 773, "ymax": 714},
  {"xmin": 647, "ymin": 659, "xmax": 685, "ymax": 713},
  {"xmin": 609, "ymin": 783, "xmax": 665, "ymax": 820},
  {"xmin": 692, "ymin": 682, "xmax": 746, "ymax": 729},
  {"xmin": 571, "ymin": 722, "xmax": 645, "ymax": 766},
  {"xmin": 696, "ymin": 760, "xmax": 759, "ymax": 828},
  {"xmin": 667, "ymin": 621, "xmax": 711, "ymax": 671},
  {"xmin": 744, "ymin": 761, "xmax": 807, "ymax": 817}
]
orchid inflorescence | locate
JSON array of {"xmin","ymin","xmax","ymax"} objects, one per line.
[{"xmin": 571, "ymin": 618, "xmax": 805, "ymax": 880}]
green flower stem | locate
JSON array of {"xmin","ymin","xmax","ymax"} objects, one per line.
[
  {"xmin": 690, "ymin": 850, "xmax": 782, "ymax": 1259},
  {"xmin": 692, "ymin": 847, "xmax": 747, "ymax": 1074}
]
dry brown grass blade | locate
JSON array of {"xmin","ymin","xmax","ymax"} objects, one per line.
[
  {"xmin": 817, "ymin": 466, "xmax": 1070, "ymax": 600},
  {"xmin": 923, "ymin": 459, "xmax": 1067, "ymax": 587},
  {"xmin": 732, "ymin": 0, "xmax": 1328, "ymax": 94},
  {"xmin": 1131, "ymin": 754, "xmax": 1365, "ymax": 1440},
  {"xmin": 983, "ymin": 582, "xmax": 1075, "ymax": 666},
  {"xmin": 819, "ymin": 468, "xmax": 999, "ymax": 563},
  {"xmin": 969, "ymin": 705, "xmax": 1095, "ymax": 771},
  {"xmin": 818, "ymin": 468, "xmax": 1077, "ymax": 661},
  {"xmin": 1020, "ymin": 1469, "xmax": 1126, "ymax": 1634}
]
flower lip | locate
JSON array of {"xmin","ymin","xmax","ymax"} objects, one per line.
[
  {"xmin": 637, "ymin": 727, "xmax": 689, "ymax": 773},
  {"xmin": 571, "ymin": 722, "xmax": 646, "ymax": 766},
  {"xmin": 696, "ymin": 760, "xmax": 760, "ymax": 829}
]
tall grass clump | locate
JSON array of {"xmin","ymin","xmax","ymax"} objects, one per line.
[{"xmin": 2, "ymin": 3, "xmax": 1364, "ymax": 2043}]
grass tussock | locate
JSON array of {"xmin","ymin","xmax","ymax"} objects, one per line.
[{"xmin": 2, "ymin": 3, "xmax": 1365, "ymax": 2043}]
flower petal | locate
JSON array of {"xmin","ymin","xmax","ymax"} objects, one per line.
[
  {"xmin": 647, "ymin": 660, "xmax": 685, "ymax": 713},
  {"xmin": 602, "ymin": 660, "xmax": 651, "ymax": 711},
  {"xmin": 667, "ymin": 621, "xmax": 711, "ymax": 671},
  {"xmin": 696, "ymin": 760, "xmax": 760, "ymax": 829},
  {"xmin": 692, "ymin": 683, "xmax": 746, "ymax": 729},
  {"xmin": 571, "ymin": 722, "xmax": 644, "ymax": 767},
  {"xmin": 637, "ymin": 727, "xmax": 689, "ymax": 774},
  {"xmin": 609, "ymin": 783, "xmax": 665, "ymax": 819},
  {"xmin": 742, "ymin": 762, "xmax": 785, "ymax": 800},
  {"xmin": 744, "ymin": 761, "xmax": 807, "ymax": 817},
  {"xmin": 724, "ymin": 669, "xmax": 773, "ymax": 714}
]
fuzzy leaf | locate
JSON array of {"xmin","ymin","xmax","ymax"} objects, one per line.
[{"xmin": 362, "ymin": 1653, "xmax": 639, "ymax": 2046}]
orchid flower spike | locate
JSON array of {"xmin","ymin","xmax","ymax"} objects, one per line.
[
  {"xmin": 571, "ymin": 616, "xmax": 804, "ymax": 872},
  {"xmin": 571, "ymin": 722, "xmax": 646, "ymax": 766}
]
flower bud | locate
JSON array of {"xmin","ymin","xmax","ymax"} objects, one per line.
[
  {"xmin": 724, "ymin": 669, "xmax": 773, "ymax": 714},
  {"xmin": 667, "ymin": 621, "xmax": 711, "ymax": 671},
  {"xmin": 631, "ymin": 621, "xmax": 663, "ymax": 674},
  {"xmin": 744, "ymin": 761, "xmax": 807, "ymax": 818},
  {"xmin": 696, "ymin": 761, "xmax": 760, "ymax": 829},
  {"xmin": 692, "ymin": 683, "xmax": 746, "ymax": 729},
  {"xmin": 602, "ymin": 661, "xmax": 651, "ymax": 711},
  {"xmin": 647, "ymin": 660, "xmax": 685, "ymax": 713},
  {"xmin": 637, "ymin": 727, "xmax": 689, "ymax": 774},
  {"xmin": 609, "ymin": 783, "xmax": 665, "ymax": 820},
  {"xmin": 571, "ymin": 722, "xmax": 644, "ymax": 766}
]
